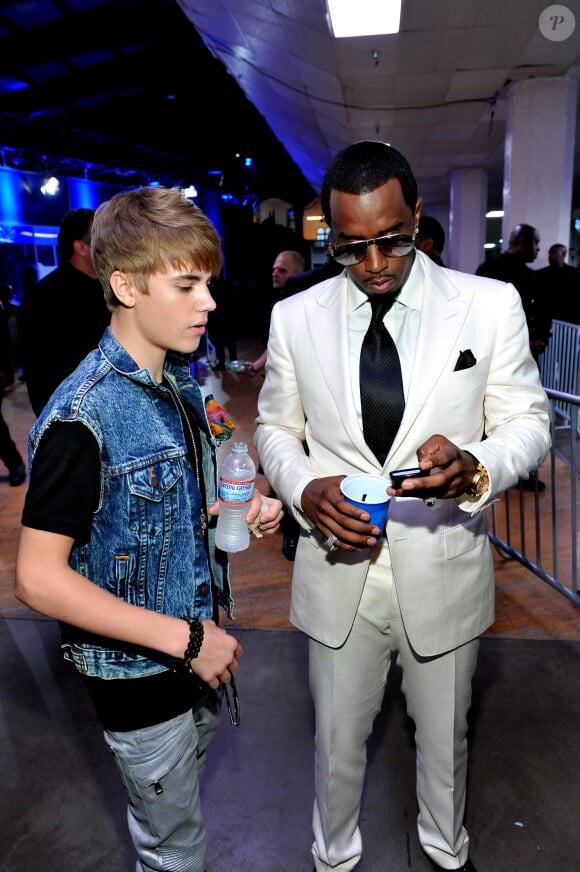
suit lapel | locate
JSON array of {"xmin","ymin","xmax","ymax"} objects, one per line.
[
  {"xmin": 388, "ymin": 259, "xmax": 474, "ymax": 462},
  {"xmin": 304, "ymin": 274, "xmax": 379, "ymax": 467}
]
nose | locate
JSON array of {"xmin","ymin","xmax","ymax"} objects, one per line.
[
  {"xmin": 364, "ymin": 241, "xmax": 389, "ymax": 272},
  {"xmin": 204, "ymin": 285, "xmax": 217, "ymax": 312}
]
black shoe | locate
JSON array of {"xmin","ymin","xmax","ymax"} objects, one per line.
[
  {"xmin": 522, "ymin": 472, "xmax": 546, "ymax": 492},
  {"xmin": 282, "ymin": 534, "xmax": 297, "ymax": 562},
  {"xmin": 8, "ymin": 462, "xmax": 26, "ymax": 486}
]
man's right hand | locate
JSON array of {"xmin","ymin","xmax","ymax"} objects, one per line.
[
  {"xmin": 191, "ymin": 620, "xmax": 243, "ymax": 689},
  {"xmin": 301, "ymin": 476, "xmax": 380, "ymax": 552}
]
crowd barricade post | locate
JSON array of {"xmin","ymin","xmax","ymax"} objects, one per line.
[{"xmin": 488, "ymin": 389, "xmax": 579, "ymax": 605}]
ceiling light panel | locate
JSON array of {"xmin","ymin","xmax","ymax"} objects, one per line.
[{"xmin": 327, "ymin": 0, "xmax": 401, "ymax": 38}]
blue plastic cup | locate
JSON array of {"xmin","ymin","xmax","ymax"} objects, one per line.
[{"xmin": 340, "ymin": 474, "xmax": 390, "ymax": 532}]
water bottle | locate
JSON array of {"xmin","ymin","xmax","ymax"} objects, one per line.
[{"xmin": 215, "ymin": 442, "xmax": 256, "ymax": 552}]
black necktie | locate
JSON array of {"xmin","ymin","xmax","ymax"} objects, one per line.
[{"xmin": 359, "ymin": 295, "xmax": 405, "ymax": 465}]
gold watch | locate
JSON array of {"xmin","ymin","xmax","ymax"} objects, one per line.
[{"xmin": 466, "ymin": 459, "xmax": 490, "ymax": 497}]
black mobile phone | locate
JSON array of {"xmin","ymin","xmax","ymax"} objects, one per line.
[{"xmin": 389, "ymin": 467, "xmax": 430, "ymax": 489}]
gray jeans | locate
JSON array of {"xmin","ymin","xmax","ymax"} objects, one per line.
[{"xmin": 104, "ymin": 691, "xmax": 221, "ymax": 872}]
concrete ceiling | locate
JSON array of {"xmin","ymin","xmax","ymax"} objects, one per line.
[
  {"xmin": 179, "ymin": 0, "xmax": 580, "ymax": 210},
  {"xmin": 0, "ymin": 1, "xmax": 577, "ymax": 218}
]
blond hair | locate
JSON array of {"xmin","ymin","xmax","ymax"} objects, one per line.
[{"xmin": 91, "ymin": 186, "xmax": 223, "ymax": 309}]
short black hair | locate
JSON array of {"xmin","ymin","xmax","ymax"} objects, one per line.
[
  {"xmin": 321, "ymin": 141, "xmax": 418, "ymax": 225},
  {"xmin": 57, "ymin": 208, "xmax": 95, "ymax": 261},
  {"xmin": 508, "ymin": 223, "xmax": 538, "ymax": 249},
  {"xmin": 417, "ymin": 215, "xmax": 445, "ymax": 253}
]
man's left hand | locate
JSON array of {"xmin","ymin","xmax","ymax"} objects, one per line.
[
  {"xmin": 208, "ymin": 492, "xmax": 284, "ymax": 536},
  {"xmin": 387, "ymin": 434, "xmax": 478, "ymax": 499}
]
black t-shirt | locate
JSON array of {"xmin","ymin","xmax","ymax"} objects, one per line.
[
  {"xmin": 22, "ymin": 421, "xmax": 203, "ymax": 731},
  {"xmin": 22, "ymin": 421, "xmax": 100, "ymax": 542}
]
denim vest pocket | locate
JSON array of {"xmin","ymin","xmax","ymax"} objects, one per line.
[{"xmin": 127, "ymin": 458, "xmax": 183, "ymax": 536}]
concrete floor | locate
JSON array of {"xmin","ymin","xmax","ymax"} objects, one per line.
[
  {"xmin": 2, "ymin": 347, "xmax": 579, "ymax": 871},
  {"xmin": 1, "ymin": 614, "xmax": 578, "ymax": 872}
]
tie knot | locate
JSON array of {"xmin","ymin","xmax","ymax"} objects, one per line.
[{"xmin": 368, "ymin": 294, "xmax": 391, "ymax": 325}]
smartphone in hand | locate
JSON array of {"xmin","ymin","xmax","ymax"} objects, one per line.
[
  {"xmin": 389, "ymin": 467, "xmax": 445, "ymax": 500},
  {"xmin": 389, "ymin": 467, "xmax": 430, "ymax": 489}
]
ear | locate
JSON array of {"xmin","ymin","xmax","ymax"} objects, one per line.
[
  {"xmin": 414, "ymin": 197, "xmax": 422, "ymax": 231},
  {"xmin": 72, "ymin": 238, "xmax": 91, "ymax": 257},
  {"xmin": 109, "ymin": 271, "xmax": 136, "ymax": 308}
]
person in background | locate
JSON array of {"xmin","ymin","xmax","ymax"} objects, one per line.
[
  {"xmin": 533, "ymin": 243, "xmax": 580, "ymax": 325},
  {"xmin": 0, "ymin": 287, "xmax": 25, "ymax": 485},
  {"xmin": 476, "ymin": 222, "xmax": 539, "ymax": 283},
  {"xmin": 475, "ymin": 223, "xmax": 551, "ymax": 361},
  {"xmin": 15, "ymin": 186, "xmax": 283, "ymax": 872},
  {"xmin": 272, "ymin": 249, "xmax": 306, "ymax": 291},
  {"xmin": 18, "ymin": 208, "xmax": 111, "ymax": 416},
  {"xmin": 415, "ymin": 214, "xmax": 446, "ymax": 266},
  {"xmin": 476, "ymin": 223, "xmax": 550, "ymax": 490},
  {"xmin": 255, "ymin": 141, "xmax": 550, "ymax": 872},
  {"xmin": 207, "ymin": 273, "xmax": 238, "ymax": 370},
  {"xmin": 244, "ymin": 250, "xmax": 305, "ymax": 375},
  {"xmin": 245, "ymin": 250, "xmax": 306, "ymax": 562},
  {"xmin": 281, "ymin": 253, "xmax": 344, "ymax": 298},
  {"xmin": 0, "ymin": 282, "xmax": 19, "ymax": 359}
]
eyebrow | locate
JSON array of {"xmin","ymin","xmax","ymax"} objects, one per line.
[
  {"xmin": 171, "ymin": 271, "xmax": 209, "ymax": 281},
  {"xmin": 336, "ymin": 222, "xmax": 406, "ymax": 242}
]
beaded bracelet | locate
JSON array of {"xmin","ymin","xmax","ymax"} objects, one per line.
[{"xmin": 181, "ymin": 617, "xmax": 204, "ymax": 674}]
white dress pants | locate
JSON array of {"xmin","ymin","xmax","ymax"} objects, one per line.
[{"xmin": 309, "ymin": 539, "xmax": 479, "ymax": 871}]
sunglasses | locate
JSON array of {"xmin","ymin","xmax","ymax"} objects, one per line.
[{"xmin": 329, "ymin": 233, "xmax": 416, "ymax": 266}]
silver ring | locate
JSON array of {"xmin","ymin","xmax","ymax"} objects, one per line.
[{"xmin": 325, "ymin": 534, "xmax": 338, "ymax": 552}]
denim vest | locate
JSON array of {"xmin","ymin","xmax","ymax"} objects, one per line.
[{"xmin": 29, "ymin": 328, "xmax": 233, "ymax": 679}]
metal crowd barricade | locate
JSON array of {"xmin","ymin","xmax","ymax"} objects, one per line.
[
  {"xmin": 539, "ymin": 320, "xmax": 580, "ymax": 433},
  {"xmin": 488, "ymin": 388, "xmax": 580, "ymax": 605}
]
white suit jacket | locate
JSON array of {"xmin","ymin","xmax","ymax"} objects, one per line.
[{"xmin": 254, "ymin": 252, "xmax": 550, "ymax": 657}]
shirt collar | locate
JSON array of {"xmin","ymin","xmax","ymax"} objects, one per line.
[{"xmin": 347, "ymin": 252, "xmax": 424, "ymax": 314}]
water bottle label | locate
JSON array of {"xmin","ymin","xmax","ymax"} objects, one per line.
[{"xmin": 219, "ymin": 477, "xmax": 254, "ymax": 504}]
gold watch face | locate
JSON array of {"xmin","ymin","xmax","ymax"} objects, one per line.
[{"xmin": 472, "ymin": 467, "xmax": 489, "ymax": 495}]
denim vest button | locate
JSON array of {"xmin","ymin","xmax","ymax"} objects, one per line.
[{"xmin": 200, "ymin": 584, "xmax": 210, "ymax": 597}]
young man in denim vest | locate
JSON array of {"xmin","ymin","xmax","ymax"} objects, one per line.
[{"xmin": 15, "ymin": 186, "xmax": 282, "ymax": 872}]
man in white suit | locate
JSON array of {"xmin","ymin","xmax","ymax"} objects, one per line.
[{"xmin": 254, "ymin": 142, "xmax": 550, "ymax": 872}]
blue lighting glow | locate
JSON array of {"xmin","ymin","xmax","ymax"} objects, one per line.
[
  {"xmin": 67, "ymin": 177, "xmax": 102, "ymax": 209},
  {"xmin": 0, "ymin": 77, "xmax": 29, "ymax": 93},
  {"xmin": 0, "ymin": 168, "xmax": 21, "ymax": 222}
]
